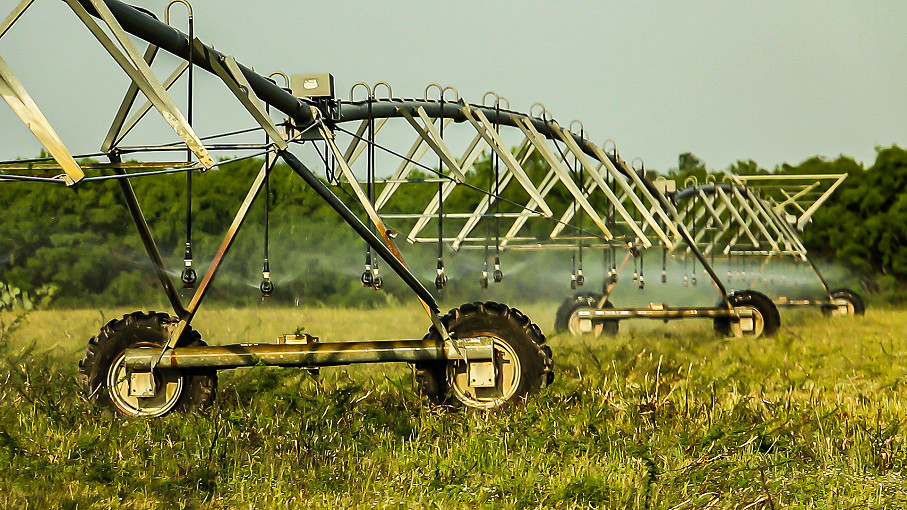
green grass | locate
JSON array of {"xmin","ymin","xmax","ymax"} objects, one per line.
[{"xmin": 1, "ymin": 304, "xmax": 906, "ymax": 508}]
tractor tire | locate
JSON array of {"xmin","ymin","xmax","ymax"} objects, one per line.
[
  {"xmin": 78, "ymin": 311, "xmax": 217, "ymax": 417},
  {"xmin": 415, "ymin": 301, "xmax": 553, "ymax": 409}
]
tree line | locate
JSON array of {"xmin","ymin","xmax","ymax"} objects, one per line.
[{"xmin": 1, "ymin": 144, "xmax": 904, "ymax": 309}]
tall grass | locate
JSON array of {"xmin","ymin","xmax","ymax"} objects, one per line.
[{"xmin": 0, "ymin": 305, "xmax": 905, "ymax": 508}]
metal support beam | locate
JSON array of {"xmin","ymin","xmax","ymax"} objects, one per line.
[
  {"xmin": 65, "ymin": 0, "xmax": 214, "ymax": 168},
  {"xmin": 0, "ymin": 54, "xmax": 84, "ymax": 184},
  {"xmin": 461, "ymin": 105, "xmax": 553, "ymax": 217},
  {"xmin": 197, "ymin": 41, "xmax": 287, "ymax": 150},
  {"xmin": 279, "ymin": 148, "xmax": 448, "ymax": 341},
  {"xmin": 125, "ymin": 339, "xmax": 448, "ymax": 370},
  {"xmin": 0, "ymin": 0, "xmax": 35, "ymax": 40},
  {"xmin": 110, "ymin": 154, "xmax": 186, "ymax": 317}
]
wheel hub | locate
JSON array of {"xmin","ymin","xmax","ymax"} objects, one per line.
[
  {"xmin": 108, "ymin": 344, "xmax": 184, "ymax": 417},
  {"xmin": 448, "ymin": 337, "xmax": 521, "ymax": 409},
  {"xmin": 731, "ymin": 305, "xmax": 765, "ymax": 338}
]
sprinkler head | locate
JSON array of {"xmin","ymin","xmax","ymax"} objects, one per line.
[
  {"xmin": 570, "ymin": 274, "xmax": 577, "ymax": 290},
  {"xmin": 181, "ymin": 264, "xmax": 197, "ymax": 288},
  {"xmin": 576, "ymin": 269, "xmax": 584, "ymax": 287},
  {"xmin": 683, "ymin": 275, "xmax": 689, "ymax": 287},
  {"xmin": 608, "ymin": 270, "xmax": 618, "ymax": 285},
  {"xmin": 638, "ymin": 275, "xmax": 645, "ymax": 290},
  {"xmin": 435, "ymin": 259, "xmax": 447, "ymax": 290},
  {"xmin": 691, "ymin": 276, "xmax": 697, "ymax": 286},
  {"xmin": 181, "ymin": 243, "xmax": 196, "ymax": 288},
  {"xmin": 493, "ymin": 256, "xmax": 503, "ymax": 283},
  {"xmin": 480, "ymin": 271, "xmax": 489, "ymax": 289},
  {"xmin": 260, "ymin": 277, "xmax": 274, "ymax": 297},
  {"xmin": 632, "ymin": 271, "xmax": 638, "ymax": 285},
  {"xmin": 260, "ymin": 260, "xmax": 273, "ymax": 297},
  {"xmin": 362, "ymin": 252, "xmax": 373, "ymax": 287},
  {"xmin": 371, "ymin": 265, "xmax": 382, "ymax": 291},
  {"xmin": 661, "ymin": 270, "xmax": 667, "ymax": 284}
]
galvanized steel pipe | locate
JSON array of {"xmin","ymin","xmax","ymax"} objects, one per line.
[{"xmin": 124, "ymin": 340, "xmax": 447, "ymax": 370}]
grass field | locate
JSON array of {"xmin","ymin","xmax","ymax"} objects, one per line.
[{"xmin": 0, "ymin": 303, "xmax": 905, "ymax": 508}]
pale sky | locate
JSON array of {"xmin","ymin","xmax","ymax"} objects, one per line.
[{"xmin": 2, "ymin": 0, "xmax": 905, "ymax": 172}]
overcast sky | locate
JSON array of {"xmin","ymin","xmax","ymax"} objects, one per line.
[{"xmin": 2, "ymin": 0, "xmax": 905, "ymax": 172}]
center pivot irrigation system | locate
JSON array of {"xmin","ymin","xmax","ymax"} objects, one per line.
[
  {"xmin": 2, "ymin": 0, "xmax": 567, "ymax": 416},
  {"xmin": 1, "ymin": 1, "xmax": 860, "ymax": 417}
]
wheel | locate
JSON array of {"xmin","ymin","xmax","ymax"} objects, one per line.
[
  {"xmin": 713, "ymin": 290, "xmax": 780, "ymax": 339},
  {"xmin": 415, "ymin": 301, "xmax": 553, "ymax": 409},
  {"xmin": 554, "ymin": 293, "xmax": 619, "ymax": 337},
  {"xmin": 822, "ymin": 288, "xmax": 866, "ymax": 317},
  {"xmin": 554, "ymin": 292, "xmax": 599, "ymax": 331},
  {"xmin": 78, "ymin": 311, "xmax": 217, "ymax": 417}
]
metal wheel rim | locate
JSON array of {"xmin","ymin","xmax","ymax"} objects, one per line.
[
  {"xmin": 832, "ymin": 298, "xmax": 855, "ymax": 317},
  {"xmin": 448, "ymin": 336, "xmax": 521, "ymax": 409},
  {"xmin": 108, "ymin": 344, "xmax": 184, "ymax": 417},
  {"xmin": 566, "ymin": 307, "xmax": 603, "ymax": 337},
  {"xmin": 731, "ymin": 305, "xmax": 765, "ymax": 338}
]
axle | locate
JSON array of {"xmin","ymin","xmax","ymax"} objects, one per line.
[
  {"xmin": 124, "ymin": 337, "xmax": 490, "ymax": 371},
  {"xmin": 575, "ymin": 305, "xmax": 751, "ymax": 320}
]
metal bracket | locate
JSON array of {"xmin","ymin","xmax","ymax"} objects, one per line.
[
  {"xmin": 129, "ymin": 371, "xmax": 156, "ymax": 398},
  {"xmin": 443, "ymin": 335, "xmax": 496, "ymax": 387}
]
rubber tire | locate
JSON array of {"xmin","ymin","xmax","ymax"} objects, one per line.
[
  {"xmin": 78, "ymin": 311, "xmax": 217, "ymax": 417},
  {"xmin": 554, "ymin": 293, "xmax": 619, "ymax": 337},
  {"xmin": 713, "ymin": 290, "xmax": 781, "ymax": 338},
  {"xmin": 822, "ymin": 288, "xmax": 866, "ymax": 317},
  {"xmin": 415, "ymin": 301, "xmax": 553, "ymax": 409}
]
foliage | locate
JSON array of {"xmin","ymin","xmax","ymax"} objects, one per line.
[
  {"xmin": 0, "ymin": 282, "xmax": 55, "ymax": 312},
  {"xmin": 2, "ymin": 145, "xmax": 906, "ymax": 306},
  {"xmin": 801, "ymin": 146, "xmax": 907, "ymax": 300},
  {"xmin": 0, "ymin": 152, "xmax": 581, "ymax": 309}
]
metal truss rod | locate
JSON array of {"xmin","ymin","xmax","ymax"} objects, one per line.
[
  {"xmin": 109, "ymin": 153, "xmax": 187, "ymax": 318},
  {"xmin": 0, "ymin": 0, "xmax": 35, "ymax": 40},
  {"xmin": 75, "ymin": 0, "xmax": 315, "ymax": 128},
  {"xmin": 279, "ymin": 149, "xmax": 442, "ymax": 317},
  {"xmin": 0, "ymin": 54, "xmax": 84, "ymax": 184}
]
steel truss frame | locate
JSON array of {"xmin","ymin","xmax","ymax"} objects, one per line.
[
  {"xmin": 0, "ymin": 0, "xmax": 533, "ymax": 395},
  {"xmin": 0, "ymin": 0, "xmax": 789, "ymax": 402},
  {"xmin": 672, "ymin": 176, "xmax": 859, "ymax": 313},
  {"xmin": 323, "ymin": 94, "xmax": 788, "ymax": 331}
]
